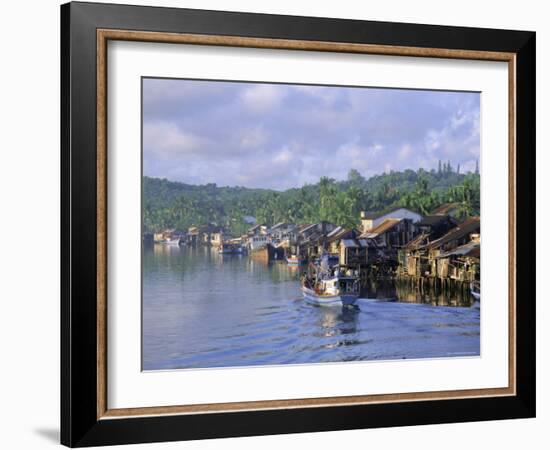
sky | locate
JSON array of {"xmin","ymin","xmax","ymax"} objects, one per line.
[{"xmin": 143, "ymin": 78, "xmax": 480, "ymax": 191}]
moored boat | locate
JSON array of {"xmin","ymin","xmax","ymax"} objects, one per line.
[{"xmin": 219, "ymin": 242, "xmax": 245, "ymax": 254}]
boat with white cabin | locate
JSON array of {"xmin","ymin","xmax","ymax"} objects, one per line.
[{"xmin": 301, "ymin": 255, "xmax": 359, "ymax": 307}]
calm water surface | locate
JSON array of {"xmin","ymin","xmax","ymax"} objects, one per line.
[{"xmin": 143, "ymin": 245, "xmax": 480, "ymax": 370}]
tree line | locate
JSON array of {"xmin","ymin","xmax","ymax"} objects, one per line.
[{"xmin": 143, "ymin": 164, "xmax": 480, "ymax": 236}]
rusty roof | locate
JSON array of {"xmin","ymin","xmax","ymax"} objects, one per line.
[
  {"xmin": 405, "ymin": 233, "xmax": 431, "ymax": 249},
  {"xmin": 425, "ymin": 217, "xmax": 480, "ymax": 249},
  {"xmin": 437, "ymin": 240, "xmax": 480, "ymax": 259},
  {"xmin": 360, "ymin": 218, "xmax": 402, "ymax": 238},
  {"xmin": 431, "ymin": 202, "xmax": 460, "ymax": 215},
  {"xmin": 326, "ymin": 227, "xmax": 359, "ymax": 243}
]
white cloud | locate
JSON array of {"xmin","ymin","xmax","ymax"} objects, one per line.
[
  {"xmin": 398, "ymin": 144, "xmax": 413, "ymax": 161},
  {"xmin": 143, "ymin": 122, "xmax": 207, "ymax": 157},
  {"xmin": 241, "ymin": 85, "xmax": 285, "ymax": 112},
  {"xmin": 240, "ymin": 126, "xmax": 267, "ymax": 149}
]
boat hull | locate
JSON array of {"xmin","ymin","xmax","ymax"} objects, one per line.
[
  {"xmin": 250, "ymin": 244, "xmax": 284, "ymax": 260},
  {"xmin": 301, "ymin": 286, "xmax": 358, "ymax": 307}
]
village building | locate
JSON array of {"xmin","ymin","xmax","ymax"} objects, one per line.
[
  {"xmin": 435, "ymin": 238, "xmax": 480, "ymax": 282},
  {"xmin": 325, "ymin": 226, "xmax": 360, "ymax": 254},
  {"xmin": 360, "ymin": 218, "xmax": 417, "ymax": 251},
  {"xmin": 247, "ymin": 224, "xmax": 268, "ymax": 237},
  {"xmin": 186, "ymin": 224, "xmax": 223, "ymax": 246},
  {"xmin": 269, "ymin": 222, "xmax": 297, "ymax": 244},
  {"xmin": 401, "ymin": 216, "xmax": 480, "ymax": 279},
  {"xmin": 416, "ymin": 215, "xmax": 457, "ymax": 240},
  {"xmin": 291, "ymin": 221, "xmax": 337, "ymax": 259},
  {"xmin": 360, "ymin": 208, "xmax": 423, "ymax": 233},
  {"xmin": 210, "ymin": 230, "xmax": 224, "ymax": 247},
  {"xmin": 338, "ymin": 238, "xmax": 377, "ymax": 267}
]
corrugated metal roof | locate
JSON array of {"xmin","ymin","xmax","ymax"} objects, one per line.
[
  {"xmin": 326, "ymin": 226, "xmax": 343, "ymax": 237},
  {"xmin": 426, "ymin": 217, "xmax": 480, "ymax": 249},
  {"xmin": 437, "ymin": 241, "xmax": 480, "ymax": 259},
  {"xmin": 341, "ymin": 239, "xmax": 359, "ymax": 248},
  {"xmin": 405, "ymin": 233, "xmax": 430, "ymax": 249},
  {"xmin": 431, "ymin": 202, "xmax": 460, "ymax": 215},
  {"xmin": 357, "ymin": 239, "xmax": 370, "ymax": 247},
  {"xmin": 360, "ymin": 218, "xmax": 402, "ymax": 238}
]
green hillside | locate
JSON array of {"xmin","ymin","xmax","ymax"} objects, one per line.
[{"xmin": 143, "ymin": 163, "xmax": 480, "ymax": 236}]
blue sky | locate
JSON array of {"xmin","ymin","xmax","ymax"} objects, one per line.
[{"xmin": 143, "ymin": 78, "xmax": 480, "ymax": 191}]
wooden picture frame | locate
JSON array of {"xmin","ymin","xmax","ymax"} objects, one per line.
[{"xmin": 61, "ymin": 1, "xmax": 535, "ymax": 447}]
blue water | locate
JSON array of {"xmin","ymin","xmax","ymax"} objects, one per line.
[{"xmin": 142, "ymin": 245, "xmax": 480, "ymax": 370}]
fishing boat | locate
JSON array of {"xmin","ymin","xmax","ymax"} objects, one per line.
[
  {"xmin": 301, "ymin": 255, "xmax": 359, "ymax": 307},
  {"xmin": 470, "ymin": 281, "xmax": 481, "ymax": 301},
  {"xmin": 286, "ymin": 254, "xmax": 305, "ymax": 266}
]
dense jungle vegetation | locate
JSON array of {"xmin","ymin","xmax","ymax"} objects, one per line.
[{"xmin": 143, "ymin": 161, "xmax": 480, "ymax": 236}]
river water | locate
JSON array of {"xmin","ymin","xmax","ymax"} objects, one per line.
[{"xmin": 142, "ymin": 245, "xmax": 480, "ymax": 370}]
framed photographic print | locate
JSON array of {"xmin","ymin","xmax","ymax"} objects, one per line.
[{"xmin": 61, "ymin": 1, "xmax": 536, "ymax": 447}]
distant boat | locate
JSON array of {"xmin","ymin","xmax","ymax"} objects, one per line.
[
  {"xmin": 301, "ymin": 256, "xmax": 359, "ymax": 307},
  {"xmin": 287, "ymin": 255, "xmax": 305, "ymax": 266},
  {"xmin": 470, "ymin": 281, "xmax": 481, "ymax": 301},
  {"xmin": 219, "ymin": 242, "xmax": 245, "ymax": 254}
]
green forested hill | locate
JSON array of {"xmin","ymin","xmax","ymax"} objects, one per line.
[{"xmin": 143, "ymin": 164, "xmax": 480, "ymax": 236}]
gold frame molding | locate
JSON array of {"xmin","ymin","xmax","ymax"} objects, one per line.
[{"xmin": 96, "ymin": 29, "xmax": 517, "ymax": 420}]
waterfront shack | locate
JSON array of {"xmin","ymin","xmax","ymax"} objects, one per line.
[
  {"xmin": 325, "ymin": 226, "xmax": 360, "ymax": 255},
  {"xmin": 269, "ymin": 222, "xmax": 297, "ymax": 246},
  {"xmin": 416, "ymin": 215, "xmax": 457, "ymax": 239},
  {"xmin": 210, "ymin": 230, "xmax": 224, "ymax": 247},
  {"xmin": 424, "ymin": 217, "xmax": 480, "ymax": 258},
  {"xmin": 435, "ymin": 238, "xmax": 480, "ymax": 282},
  {"xmin": 338, "ymin": 238, "xmax": 374, "ymax": 267},
  {"xmin": 247, "ymin": 224, "xmax": 268, "ymax": 237},
  {"xmin": 360, "ymin": 218, "xmax": 417, "ymax": 251},
  {"xmin": 186, "ymin": 224, "xmax": 223, "ymax": 246},
  {"xmin": 397, "ymin": 217, "xmax": 481, "ymax": 301},
  {"xmin": 291, "ymin": 221, "xmax": 337, "ymax": 260}
]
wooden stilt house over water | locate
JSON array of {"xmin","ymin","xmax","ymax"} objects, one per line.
[
  {"xmin": 359, "ymin": 218, "xmax": 417, "ymax": 263},
  {"xmin": 435, "ymin": 239, "xmax": 480, "ymax": 282},
  {"xmin": 291, "ymin": 221, "xmax": 337, "ymax": 260},
  {"xmin": 397, "ymin": 216, "xmax": 481, "ymax": 303},
  {"xmin": 186, "ymin": 224, "xmax": 223, "ymax": 246},
  {"xmin": 416, "ymin": 215, "xmax": 457, "ymax": 238},
  {"xmin": 325, "ymin": 227, "xmax": 359, "ymax": 255}
]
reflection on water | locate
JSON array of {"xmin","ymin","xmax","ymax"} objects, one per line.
[
  {"xmin": 362, "ymin": 278, "xmax": 475, "ymax": 307},
  {"xmin": 143, "ymin": 245, "xmax": 480, "ymax": 370}
]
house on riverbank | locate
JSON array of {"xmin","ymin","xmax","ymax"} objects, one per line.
[
  {"xmin": 397, "ymin": 216, "xmax": 480, "ymax": 302},
  {"xmin": 360, "ymin": 208, "xmax": 423, "ymax": 233},
  {"xmin": 186, "ymin": 224, "xmax": 223, "ymax": 246}
]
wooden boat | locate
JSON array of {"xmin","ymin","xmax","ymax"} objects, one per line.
[
  {"xmin": 301, "ymin": 256, "xmax": 359, "ymax": 307},
  {"xmin": 219, "ymin": 242, "xmax": 245, "ymax": 254},
  {"xmin": 250, "ymin": 243, "xmax": 284, "ymax": 260}
]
